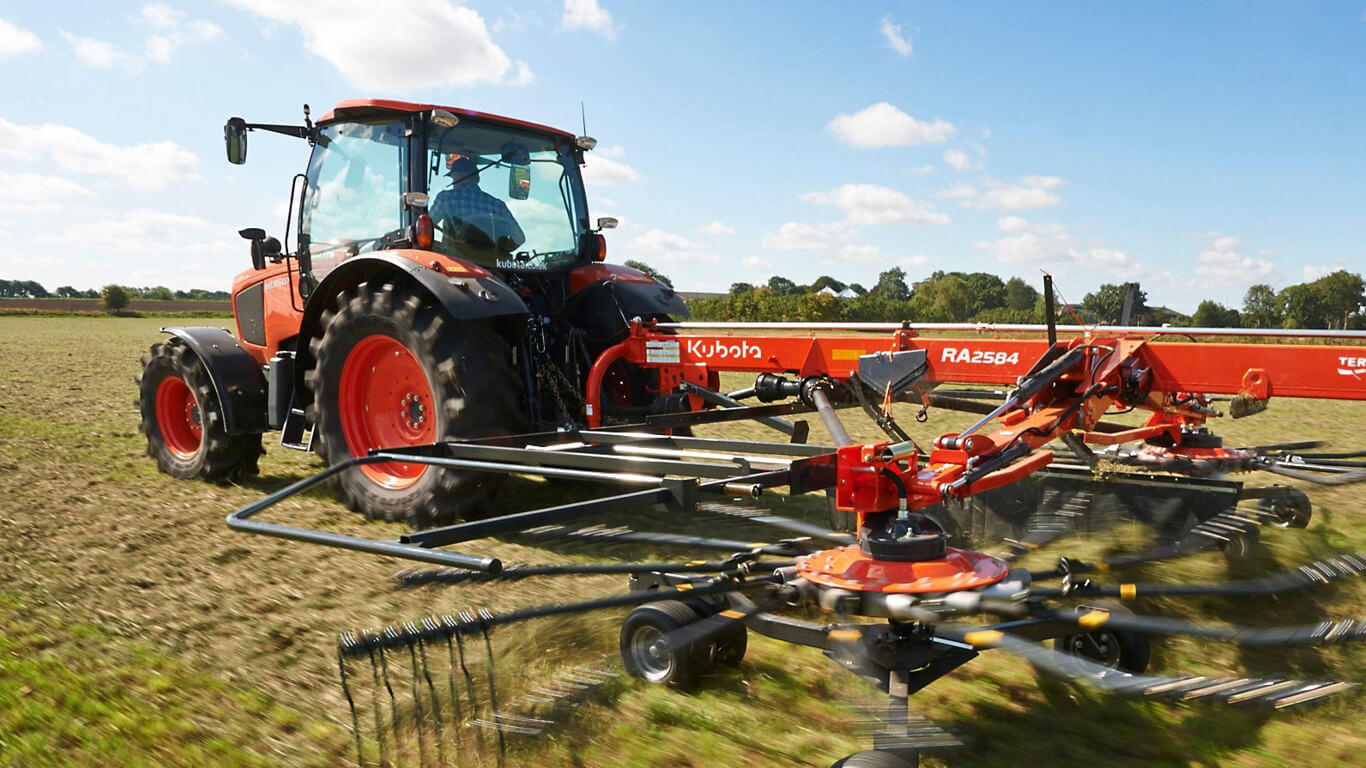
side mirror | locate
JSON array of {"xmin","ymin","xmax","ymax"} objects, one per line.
[
  {"xmin": 508, "ymin": 165, "xmax": 531, "ymax": 200},
  {"xmin": 239, "ymin": 227, "xmax": 267, "ymax": 270},
  {"xmin": 225, "ymin": 117, "xmax": 248, "ymax": 165}
]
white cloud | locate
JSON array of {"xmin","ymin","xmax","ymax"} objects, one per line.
[
  {"xmin": 0, "ymin": 172, "xmax": 90, "ymax": 214},
  {"xmin": 974, "ymin": 217, "xmax": 1154, "ymax": 287},
  {"xmin": 1303, "ymin": 265, "xmax": 1333, "ymax": 281},
  {"xmin": 818, "ymin": 244, "xmax": 933, "ymax": 270},
  {"xmin": 225, "ymin": 0, "xmax": 531, "ymax": 89},
  {"xmin": 827, "ymin": 102, "xmax": 955, "ymax": 148},
  {"xmin": 60, "ymin": 30, "xmax": 142, "ymax": 72},
  {"xmin": 946, "ymin": 175, "xmax": 1065, "ymax": 210},
  {"xmin": 562, "ymin": 0, "xmax": 616, "ymax": 38},
  {"xmin": 699, "ymin": 220, "xmax": 735, "ymax": 236},
  {"xmin": 803, "ymin": 183, "xmax": 948, "ymax": 226},
  {"xmin": 626, "ymin": 229, "xmax": 720, "ymax": 263},
  {"xmin": 880, "ymin": 17, "xmax": 911, "ymax": 56},
  {"xmin": 760, "ymin": 221, "xmax": 855, "ymax": 251},
  {"xmin": 981, "ymin": 127, "xmax": 992, "ymax": 139},
  {"xmin": 139, "ymin": 4, "xmax": 222, "ymax": 64},
  {"xmin": 492, "ymin": 10, "xmax": 536, "ymax": 33},
  {"xmin": 996, "ymin": 215, "xmax": 1030, "ymax": 233},
  {"xmin": 582, "ymin": 145, "xmax": 640, "ymax": 187},
  {"xmin": 1194, "ymin": 234, "xmax": 1274, "ymax": 281},
  {"xmin": 937, "ymin": 183, "xmax": 976, "ymax": 200},
  {"xmin": 0, "ymin": 19, "xmax": 42, "ymax": 57},
  {"xmin": 742, "ymin": 254, "xmax": 773, "ymax": 270},
  {"xmin": 943, "ymin": 148, "xmax": 979, "ymax": 172},
  {"xmin": 27, "ymin": 208, "xmax": 240, "ymax": 289},
  {"xmin": 0, "ymin": 117, "xmax": 198, "ymax": 189},
  {"xmin": 909, "ymin": 164, "xmax": 936, "ymax": 176}
]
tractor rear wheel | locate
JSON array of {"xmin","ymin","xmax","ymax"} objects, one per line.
[
  {"xmin": 307, "ymin": 281, "xmax": 524, "ymax": 527},
  {"xmin": 137, "ymin": 338, "xmax": 263, "ymax": 481}
]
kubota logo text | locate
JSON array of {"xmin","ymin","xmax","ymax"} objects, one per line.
[
  {"xmin": 1339, "ymin": 356, "xmax": 1366, "ymax": 379},
  {"xmin": 941, "ymin": 348, "xmax": 1020, "ymax": 366},
  {"xmin": 687, "ymin": 339, "xmax": 763, "ymax": 360}
]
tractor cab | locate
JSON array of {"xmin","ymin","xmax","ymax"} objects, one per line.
[{"xmin": 226, "ymin": 100, "xmax": 612, "ymax": 293}]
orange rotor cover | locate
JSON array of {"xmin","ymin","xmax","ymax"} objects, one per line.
[{"xmin": 797, "ymin": 545, "xmax": 1010, "ymax": 594}]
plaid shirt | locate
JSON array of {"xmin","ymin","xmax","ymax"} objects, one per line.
[{"xmin": 429, "ymin": 182, "xmax": 525, "ymax": 248}]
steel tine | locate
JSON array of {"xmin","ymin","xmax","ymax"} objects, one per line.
[{"xmin": 337, "ymin": 634, "xmax": 367, "ymax": 768}]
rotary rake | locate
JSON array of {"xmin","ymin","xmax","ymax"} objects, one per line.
[{"xmin": 229, "ymin": 284, "xmax": 1366, "ymax": 766}]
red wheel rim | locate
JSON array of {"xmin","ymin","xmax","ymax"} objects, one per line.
[
  {"xmin": 338, "ymin": 334, "xmax": 436, "ymax": 490},
  {"xmin": 155, "ymin": 375, "xmax": 202, "ymax": 459}
]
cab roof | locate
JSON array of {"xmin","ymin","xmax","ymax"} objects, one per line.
[{"xmin": 318, "ymin": 99, "xmax": 575, "ymax": 140}]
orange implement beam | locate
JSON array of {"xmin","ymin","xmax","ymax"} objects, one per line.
[{"xmin": 626, "ymin": 330, "xmax": 1366, "ymax": 401}]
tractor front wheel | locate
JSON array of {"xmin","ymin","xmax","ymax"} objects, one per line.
[
  {"xmin": 307, "ymin": 281, "xmax": 524, "ymax": 527},
  {"xmin": 137, "ymin": 338, "xmax": 262, "ymax": 480}
]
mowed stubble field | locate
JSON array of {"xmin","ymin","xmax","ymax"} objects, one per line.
[{"xmin": 1, "ymin": 314, "xmax": 1364, "ymax": 767}]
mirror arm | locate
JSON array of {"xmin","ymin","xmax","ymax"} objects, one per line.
[{"xmin": 244, "ymin": 122, "xmax": 311, "ymax": 140}]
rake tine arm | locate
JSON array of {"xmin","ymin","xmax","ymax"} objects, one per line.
[
  {"xmin": 1030, "ymin": 552, "xmax": 1366, "ymax": 599},
  {"xmin": 1017, "ymin": 606, "xmax": 1366, "ymax": 647},
  {"xmin": 938, "ymin": 624, "xmax": 1355, "ymax": 707}
]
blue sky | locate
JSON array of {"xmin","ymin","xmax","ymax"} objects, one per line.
[{"xmin": 0, "ymin": 1, "xmax": 1362, "ymax": 311}]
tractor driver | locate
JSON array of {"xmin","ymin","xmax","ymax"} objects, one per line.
[{"xmin": 429, "ymin": 154, "xmax": 526, "ymax": 259}]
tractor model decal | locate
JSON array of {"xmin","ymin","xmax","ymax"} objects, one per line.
[{"xmin": 940, "ymin": 347, "xmax": 1021, "ymax": 366}]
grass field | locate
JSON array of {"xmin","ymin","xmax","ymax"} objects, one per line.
[{"xmin": 1, "ymin": 315, "xmax": 1363, "ymax": 767}]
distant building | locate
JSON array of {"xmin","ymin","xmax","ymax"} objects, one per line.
[{"xmin": 818, "ymin": 285, "xmax": 865, "ymax": 300}]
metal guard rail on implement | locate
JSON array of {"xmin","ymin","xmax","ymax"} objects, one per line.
[{"xmin": 226, "ymin": 430, "xmax": 837, "ymax": 574}]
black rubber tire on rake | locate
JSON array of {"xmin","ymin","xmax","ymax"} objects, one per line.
[
  {"xmin": 1052, "ymin": 600, "xmax": 1151, "ymax": 674},
  {"xmin": 620, "ymin": 601, "xmax": 709, "ymax": 691},
  {"xmin": 137, "ymin": 337, "xmax": 263, "ymax": 481},
  {"xmin": 307, "ymin": 280, "xmax": 525, "ymax": 527}
]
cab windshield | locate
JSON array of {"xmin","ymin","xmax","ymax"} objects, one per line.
[{"xmin": 425, "ymin": 117, "xmax": 588, "ymax": 271}]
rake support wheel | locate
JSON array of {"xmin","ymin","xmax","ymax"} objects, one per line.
[
  {"xmin": 620, "ymin": 601, "xmax": 707, "ymax": 690},
  {"xmin": 137, "ymin": 338, "xmax": 263, "ymax": 481},
  {"xmin": 307, "ymin": 281, "xmax": 524, "ymax": 527},
  {"xmin": 1053, "ymin": 600, "xmax": 1151, "ymax": 674}
]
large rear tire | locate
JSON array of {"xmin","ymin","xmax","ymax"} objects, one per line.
[
  {"xmin": 307, "ymin": 281, "xmax": 524, "ymax": 527},
  {"xmin": 137, "ymin": 338, "xmax": 263, "ymax": 481}
]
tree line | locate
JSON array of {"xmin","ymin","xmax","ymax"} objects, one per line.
[
  {"xmin": 669, "ymin": 267, "xmax": 1364, "ymax": 330},
  {"xmin": 0, "ymin": 279, "xmax": 230, "ymax": 302}
]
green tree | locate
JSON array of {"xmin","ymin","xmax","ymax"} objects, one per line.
[
  {"xmin": 149, "ymin": 286, "xmax": 175, "ymax": 301},
  {"xmin": 872, "ymin": 268, "xmax": 909, "ymax": 301},
  {"xmin": 728, "ymin": 282, "xmax": 754, "ymax": 296},
  {"xmin": 961, "ymin": 272, "xmax": 1006, "ymax": 315},
  {"xmin": 100, "ymin": 284, "xmax": 131, "ymax": 313},
  {"xmin": 1004, "ymin": 277, "xmax": 1039, "ymax": 311},
  {"xmin": 913, "ymin": 274, "xmax": 972, "ymax": 321},
  {"xmin": 767, "ymin": 275, "xmax": 800, "ymax": 296},
  {"xmin": 55, "ymin": 286, "xmax": 80, "ymax": 298},
  {"xmin": 1082, "ymin": 283, "xmax": 1149, "ymax": 325},
  {"xmin": 1308, "ymin": 270, "xmax": 1364, "ymax": 329},
  {"xmin": 1278, "ymin": 283, "xmax": 1327, "ymax": 328},
  {"xmin": 623, "ymin": 260, "xmax": 673, "ymax": 288},
  {"xmin": 1241, "ymin": 284, "xmax": 1281, "ymax": 328},
  {"xmin": 1192, "ymin": 300, "xmax": 1240, "ymax": 328}
]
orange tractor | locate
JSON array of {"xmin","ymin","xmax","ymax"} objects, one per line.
[{"xmin": 137, "ymin": 100, "xmax": 689, "ymax": 525}]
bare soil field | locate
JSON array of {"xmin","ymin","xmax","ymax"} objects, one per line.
[{"xmin": 1, "ymin": 315, "xmax": 1363, "ymax": 767}]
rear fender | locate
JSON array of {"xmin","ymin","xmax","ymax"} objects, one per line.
[
  {"xmin": 160, "ymin": 327, "xmax": 269, "ymax": 435},
  {"xmin": 291, "ymin": 252, "xmax": 528, "ymax": 412},
  {"xmin": 567, "ymin": 277, "xmax": 690, "ymax": 352}
]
